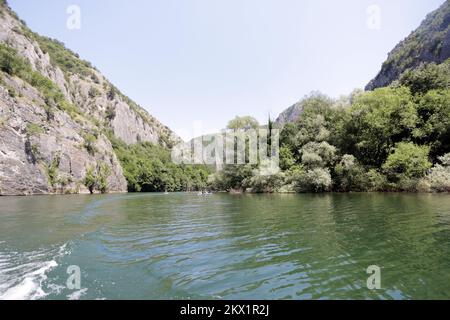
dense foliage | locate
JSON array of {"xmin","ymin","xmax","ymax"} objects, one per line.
[
  {"xmin": 210, "ymin": 60, "xmax": 450, "ymax": 193},
  {"xmin": 109, "ymin": 135, "xmax": 210, "ymax": 192}
]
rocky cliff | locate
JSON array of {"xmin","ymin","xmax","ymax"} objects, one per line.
[
  {"xmin": 366, "ymin": 0, "xmax": 450, "ymax": 90},
  {"xmin": 274, "ymin": 101, "xmax": 305, "ymax": 127},
  {"xmin": 274, "ymin": 92, "xmax": 337, "ymax": 127},
  {"xmin": 0, "ymin": 2, "xmax": 179, "ymax": 195}
]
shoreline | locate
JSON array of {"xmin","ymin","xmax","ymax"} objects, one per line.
[{"xmin": 1, "ymin": 190, "xmax": 449, "ymax": 198}]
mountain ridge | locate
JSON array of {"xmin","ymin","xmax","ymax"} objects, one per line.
[{"xmin": 366, "ymin": 0, "xmax": 450, "ymax": 90}]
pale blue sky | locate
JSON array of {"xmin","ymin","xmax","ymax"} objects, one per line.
[{"xmin": 9, "ymin": 0, "xmax": 446, "ymax": 140}]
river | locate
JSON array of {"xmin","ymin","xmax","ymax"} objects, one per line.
[{"xmin": 1, "ymin": 193, "xmax": 450, "ymax": 300}]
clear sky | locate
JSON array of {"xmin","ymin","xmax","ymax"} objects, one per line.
[{"xmin": 8, "ymin": 0, "xmax": 446, "ymax": 140}]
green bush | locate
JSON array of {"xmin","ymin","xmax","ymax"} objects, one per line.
[
  {"xmin": 107, "ymin": 86, "xmax": 116, "ymax": 100},
  {"xmin": 398, "ymin": 60, "xmax": 450, "ymax": 95},
  {"xmin": 213, "ymin": 164, "xmax": 254, "ymax": 191},
  {"xmin": 111, "ymin": 137, "xmax": 210, "ymax": 192},
  {"xmin": 84, "ymin": 166, "xmax": 96, "ymax": 194},
  {"xmin": 88, "ymin": 86, "xmax": 100, "ymax": 98},
  {"xmin": 83, "ymin": 133, "xmax": 97, "ymax": 155},
  {"xmin": 0, "ymin": 43, "xmax": 81, "ymax": 120},
  {"xmin": 294, "ymin": 168, "xmax": 332, "ymax": 193},
  {"xmin": 7, "ymin": 86, "xmax": 16, "ymax": 98},
  {"xmin": 97, "ymin": 163, "xmax": 111, "ymax": 194},
  {"xmin": 382, "ymin": 142, "xmax": 432, "ymax": 189},
  {"xmin": 105, "ymin": 105, "xmax": 116, "ymax": 121},
  {"xmin": 279, "ymin": 146, "xmax": 295, "ymax": 171},
  {"xmin": 46, "ymin": 154, "xmax": 61, "ymax": 187},
  {"xmin": 300, "ymin": 141, "xmax": 336, "ymax": 168},
  {"xmin": 415, "ymin": 90, "xmax": 450, "ymax": 159},
  {"xmin": 227, "ymin": 116, "xmax": 260, "ymax": 131},
  {"xmin": 426, "ymin": 153, "xmax": 450, "ymax": 192},
  {"xmin": 366, "ymin": 169, "xmax": 388, "ymax": 192},
  {"xmin": 248, "ymin": 172, "xmax": 285, "ymax": 193},
  {"xmin": 26, "ymin": 123, "xmax": 44, "ymax": 136},
  {"xmin": 334, "ymin": 154, "xmax": 369, "ymax": 192},
  {"xmin": 30, "ymin": 34, "xmax": 93, "ymax": 77},
  {"xmin": 341, "ymin": 87, "xmax": 418, "ymax": 167},
  {"xmin": 0, "ymin": 43, "xmax": 27, "ymax": 75},
  {"xmin": 82, "ymin": 162, "xmax": 110, "ymax": 194},
  {"xmin": 91, "ymin": 73, "xmax": 100, "ymax": 84}
]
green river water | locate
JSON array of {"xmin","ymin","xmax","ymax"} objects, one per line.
[{"xmin": 0, "ymin": 193, "xmax": 450, "ymax": 300}]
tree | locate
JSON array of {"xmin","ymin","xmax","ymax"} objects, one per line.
[
  {"xmin": 280, "ymin": 122, "xmax": 299, "ymax": 153},
  {"xmin": 97, "ymin": 163, "xmax": 111, "ymax": 194},
  {"xmin": 248, "ymin": 172, "xmax": 285, "ymax": 193},
  {"xmin": 279, "ymin": 146, "xmax": 295, "ymax": 171},
  {"xmin": 214, "ymin": 164, "xmax": 254, "ymax": 191},
  {"xmin": 111, "ymin": 138, "xmax": 210, "ymax": 192},
  {"xmin": 295, "ymin": 168, "xmax": 332, "ymax": 193},
  {"xmin": 382, "ymin": 142, "xmax": 431, "ymax": 186},
  {"xmin": 279, "ymin": 92, "xmax": 342, "ymax": 162},
  {"xmin": 300, "ymin": 141, "xmax": 336, "ymax": 168},
  {"xmin": 340, "ymin": 87, "xmax": 418, "ymax": 167},
  {"xmin": 83, "ymin": 163, "xmax": 111, "ymax": 194},
  {"xmin": 334, "ymin": 155, "xmax": 369, "ymax": 191},
  {"xmin": 83, "ymin": 133, "xmax": 97, "ymax": 155},
  {"xmin": 425, "ymin": 153, "xmax": 450, "ymax": 192},
  {"xmin": 415, "ymin": 89, "xmax": 450, "ymax": 159},
  {"xmin": 227, "ymin": 116, "xmax": 259, "ymax": 131},
  {"xmin": 84, "ymin": 166, "xmax": 96, "ymax": 194},
  {"xmin": 0, "ymin": 43, "xmax": 26, "ymax": 76},
  {"xmin": 398, "ymin": 61, "xmax": 450, "ymax": 96}
]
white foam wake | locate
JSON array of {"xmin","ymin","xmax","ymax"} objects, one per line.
[
  {"xmin": 67, "ymin": 288, "xmax": 88, "ymax": 300},
  {"xmin": 0, "ymin": 244, "xmax": 69, "ymax": 300}
]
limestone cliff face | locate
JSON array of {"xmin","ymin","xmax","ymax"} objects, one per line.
[
  {"xmin": 274, "ymin": 92, "xmax": 335, "ymax": 127},
  {"xmin": 0, "ymin": 79, "xmax": 126, "ymax": 195},
  {"xmin": 0, "ymin": 2, "xmax": 178, "ymax": 195},
  {"xmin": 274, "ymin": 101, "xmax": 304, "ymax": 127}
]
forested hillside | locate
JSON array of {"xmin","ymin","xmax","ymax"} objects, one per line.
[{"xmin": 211, "ymin": 60, "xmax": 450, "ymax": 193}]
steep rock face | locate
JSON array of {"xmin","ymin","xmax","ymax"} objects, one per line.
[
  {"xmin": 0, "ymin": 70, "xmax": 127, "ymax": 195},
  {"xmin": 274, "ymin": 92, "xmax": 335, "ymax": 127},
  {"xmin": 64, "ymin": 72, "xmax": 175, "ymax": 146},
  {"xmin": 274, "ymin": 101, "xmax": 304, "ymax": 127},
  {"xmin": 0, "ymin": 2, "xmax": 178, "ymax": 195},
  {"xmin": 366, "ymin": 1, "xmax": 450, "ymax": 90}
]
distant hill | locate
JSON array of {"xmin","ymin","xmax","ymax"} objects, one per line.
[{"xmin": 366, "ymin": 0, "xmax": 450, "ymax": 90}]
